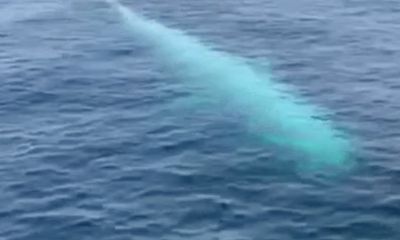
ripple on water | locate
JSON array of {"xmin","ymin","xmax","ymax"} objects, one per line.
[{"xmin": 1, "ymin": 0, "xmax": 400, "ymax": 239}]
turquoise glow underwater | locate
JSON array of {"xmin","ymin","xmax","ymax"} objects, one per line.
[{"xmin": 107, "ymin": 0, "xmax": 353, "ymax": 171}]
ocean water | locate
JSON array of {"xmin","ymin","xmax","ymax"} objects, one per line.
[{"xmin": 1, "ymin": 0, "xmax": 400, "ymax": 239}]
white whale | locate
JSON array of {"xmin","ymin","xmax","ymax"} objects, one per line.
[{"xmin": 105, "ymin": 0, "xmax": 353, "ymax": 171}]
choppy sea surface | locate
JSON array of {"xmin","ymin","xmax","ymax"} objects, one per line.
[{"xmin": 1, "ymin": 0, "xmax": 400, "ymax": 239}]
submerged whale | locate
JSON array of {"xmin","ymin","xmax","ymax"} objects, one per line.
[{"xmin": 105, "ymin": 0, "xmax": 353, "ymax": 171}]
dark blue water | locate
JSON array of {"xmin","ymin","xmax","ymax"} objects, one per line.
[{"xmin": 1, "ymin": 0, "xmax": 400, "ymax": 239}]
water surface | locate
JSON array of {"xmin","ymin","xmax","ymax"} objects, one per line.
[{"xmin": 1, "ymin": 0, "xmax": 400, "ymax": 239}]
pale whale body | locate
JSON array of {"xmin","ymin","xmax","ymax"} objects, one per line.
[{"xmin": 106, "ymin": 0, "xmax": 352, "ymax": 170}]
